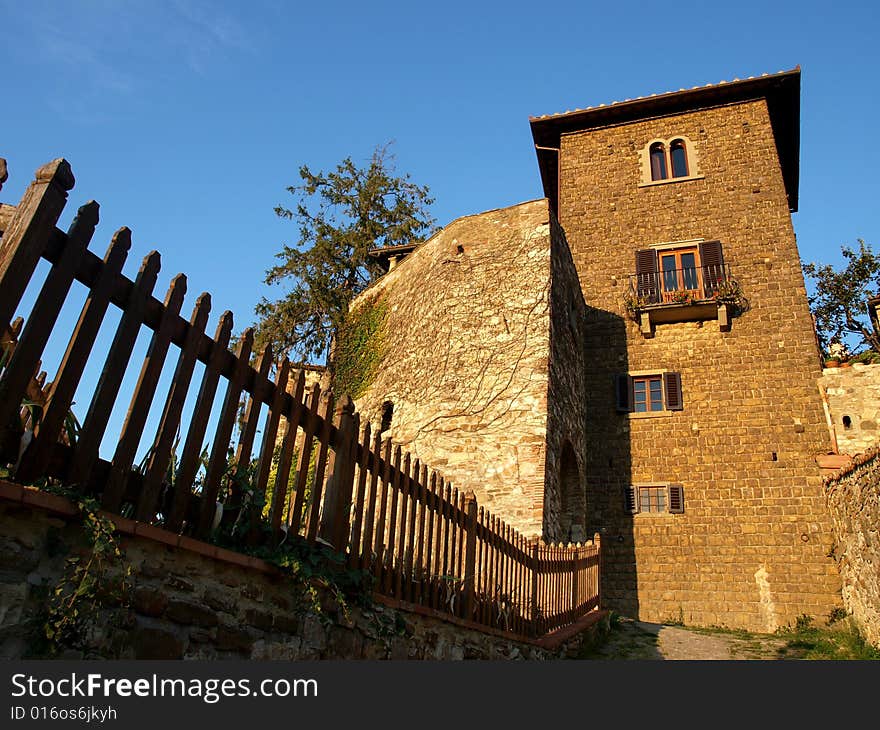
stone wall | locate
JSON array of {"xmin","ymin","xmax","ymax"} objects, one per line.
[
  {"xmin": 543, "ymin": 217, "xmax": 589, "ymax": 543},
  {"xmin": 350, "ymin": 200, "xmax": 556, "ymax": 537},
  {"xmin": 824, "ymin": 448, "xmax": 880, "ymax": 647},
  {"xmin": 820, "ymin": 363, "xmax": 880, "ymax": 455},
  {"xmin": 557, "ymin": 98, "xmax": 842, "ymax": 631},
  {"xmin": 0, "ymin": 498, "xmax": 606, "ymax": 660}
]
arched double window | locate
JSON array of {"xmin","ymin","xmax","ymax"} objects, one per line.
[{"xmin": 644, "ymin": 137, "xmax": 696, "ymax": 182}]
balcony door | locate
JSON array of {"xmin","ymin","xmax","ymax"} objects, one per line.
[{"xmin": 659, "ymin": 247, "xmax": 702, "ymax": 302}]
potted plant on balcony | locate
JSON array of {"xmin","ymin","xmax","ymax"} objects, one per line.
[
  {"xmin": 669, "ymin": 290, "xmax": 695, "ymax": 305},
  {"xmin": 712, "ymin": 277, "xmax": 749, "ymax": 322},
  {"xmin": 623, "ymin": 292, "xmax": 650, "ymax": 321},
  {"xmin": 713, "ymin": 278, "xmax": 743, "ymax": 306}
]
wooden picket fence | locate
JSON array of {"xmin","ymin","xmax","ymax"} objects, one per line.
[{"xmin": 0, "ymin": 158, "xmax": 600, "ymax": 639}]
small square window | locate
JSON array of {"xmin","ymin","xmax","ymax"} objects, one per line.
[
  {"xmin": 625, "ymin": 484, "xmax": 684, "ymax": 515},
  {"xmin": 633, "ymin": 375, "xmax": 664, "ymax": 412},
  {"xmin": 639, "ymin": 486, "xmax": 667, "ymax": 512}
]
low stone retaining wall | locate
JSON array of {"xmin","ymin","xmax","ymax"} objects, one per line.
[
  {"xmin": 824, "ymin": 447, "xmax": 880, "ymax": 647},
  {"xmin": 0, "ymin": 485, "xmax": 607, "ymax": 660}
]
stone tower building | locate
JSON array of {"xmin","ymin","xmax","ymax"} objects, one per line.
[{"xmin": 352, "ymin": 68, "xmax": 843, "ymax": 631}]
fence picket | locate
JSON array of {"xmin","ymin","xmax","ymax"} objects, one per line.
[
  {"xmin": 382, "ymin": 446, "xmax": 403, "ymax": 595},
  {"xmin": 414, "ymin": 462, "xmax": 428, "ymax": 605},
  {"xmin": 288, "ymin": 383, "xmax": 321, "ymax": 536},
  {"xmin": 102, "ymin": 273, "xmax": 187, "ymax": 512},
  {"xmin": 394, "ymin": 452, "xmax": 411, "ymax": 599},
  {"xmin": 165, "ymin": 310, "xmax": 234, "ymax": 532},
  {"xmin": 347, "ymin": 421, "xmax": 371, "ymax": 569},
  {"xmin": 136, "ymin": 291, "xmax": 212, "ymax": 522},
  {"xmin": 248, "ymin": 357, "xmax": 290, "ymax": 543},
  {"xmin": 268, "ymin": 369, "xmax": 305, "ymax": 542},
  {"xmin": 195, "ymin": 329, "xmax": 254, "ymax": 539},
  {"xmin": 228, "ymin": 343, "xmax": 273, "ymax": 521},
  {"xmin": 428, "ymin": 473, "xmax": 441, "ymax": 609},
  {"xmin": 359, "ymin": 429, "xmax": 382, "ymax": 571},
  {"xmin": 304, "ymin": 389, "xmax": 334, "ymax": 543},
  {"xmin": 372, "ymin": 438, "xmax": 393, "ymax": 583}
]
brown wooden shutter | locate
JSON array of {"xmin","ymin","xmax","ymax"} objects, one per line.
[
  {"xmin": 616, "ymin": 374, "xmax": 633, "ymax": 412},
  {"xmin": 668, "ymin": 484, "xmax": 684, "ymax": 514},
  {"xmin": 663, "ymin": 371, "xmax": 683, "ymax": 410},
  {"xmin": 635, "ymin": 249, "xmax": 660, "ymax": 303},
  {"xmin": 624, "ymin": 485, "xmax": 639, "ymax": 514},
  {"xmin": 699, "ymin": 240, "xmax": 725, "ymax": 294}
]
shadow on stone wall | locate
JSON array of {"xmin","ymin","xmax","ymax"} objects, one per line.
[{"xmin": 581, "ymin": 304, "xmax": 637, "ymax": 618}]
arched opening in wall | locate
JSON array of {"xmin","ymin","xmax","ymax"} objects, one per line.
[
  {"xmin": 380, "ymin": 400, "xmax": 394, "ymax": 434},
  {"xmin": 842, "ymin": 415, "xmax": 852, "ymax": 430},
  {"xmin": 559, "ymin": 441, "xmax": 585, "ymax": 544}
]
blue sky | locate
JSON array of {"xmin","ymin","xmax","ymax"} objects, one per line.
[{"xmin": 2, "ymin": 0, "xmax": 879, "ymax": 459}]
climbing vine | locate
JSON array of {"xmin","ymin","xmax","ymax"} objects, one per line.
[
  {"xmin": 333, "ymin": 293, "xmax": 388, "ymax": 398},
  {"xmin": 43, "ymin": 491, "xmax": 132, "ymax": 654}
]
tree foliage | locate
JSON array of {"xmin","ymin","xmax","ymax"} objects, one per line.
[
  {"xmin": 254, "ymin": 144, "xmax": 435, "ymax": 365},
  {"xmin": 803, "ymin": 239, "xmax": 880, "ymax": 355}
]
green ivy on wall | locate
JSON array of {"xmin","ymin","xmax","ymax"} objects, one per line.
[{"xmin": 333, "ymin": 294, "xmax": 388, "ymax": 399}]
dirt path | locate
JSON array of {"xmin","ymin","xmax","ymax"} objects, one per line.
[{"xmin": 584, "ymin": 617, "xmax": 789, "ymax": 660}]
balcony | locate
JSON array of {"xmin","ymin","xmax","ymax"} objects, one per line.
[{"xmin": 625, "ymin": 264, "xmax": 741, "ymax": 337}]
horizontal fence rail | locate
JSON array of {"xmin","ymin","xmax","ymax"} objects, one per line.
[{"xmin": 0, "ymin": 157, "xmax": 601, "ymax": 639}]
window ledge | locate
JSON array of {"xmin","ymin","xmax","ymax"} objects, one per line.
[
  {"xmin": 638, "ymin": 174, "xmax": 705, "ymax": 188},
  {"xmin": 628, "ymin": 410, "xmax": 675, "ymax": 420}
]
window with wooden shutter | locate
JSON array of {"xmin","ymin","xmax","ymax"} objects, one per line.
[
  {"xmin": 616, "ymin": 374, "xmax": 633, "ymax": 412},
  {"xmin": 629, "ymin": 484, "xmax": 684, "ymax": 515},
  {"xmin": 668, "ymin": 484, "xmax": 685, "ymax": 514},
  {"xmin": 635, "ymin": 249, "xmax": 660, "ymax": 303},
  {"xmin": 618, "ymin": 371, "xmax": 683, "ymax": 413},
  {"xmin": 699, "ymin": 240, "xmax": 725, "ymax": 295},
  {"xmin": 624, "ymin": 485, "xmax": 639, "ymax": 514},
  {"xmin": 663, "ymin": 372, "xmax": 683, "ymax": 410}
]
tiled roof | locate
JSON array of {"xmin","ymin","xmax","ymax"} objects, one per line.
[{"xmin": 529, "ymin": 68, "xmax": 799, "ymax": 122}]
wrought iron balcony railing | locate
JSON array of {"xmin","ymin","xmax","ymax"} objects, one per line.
[{"xmin": 627, "ymin": 263, "xmax": 731, "ymax": 306}]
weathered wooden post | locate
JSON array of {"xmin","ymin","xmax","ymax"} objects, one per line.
[
  {"xmin": 0, "ymin": 159, "xmax": 74, "ymax": 334},
  {"xmin": 319, "ymin": 394, "xmax": 357, "ymax": 549},
  {"xmin": 570, "ymin": 543, "xmax": 579, "ymax": 622},
  {"xmin": 0, "ymin": 159, "xmax": 75, "ymax": 459},
  {"xmin": 594, "ymin": 531, "xmax": 602, "ymax": 609},
  {"xmin": 462, "ymin": 489, "xmax": 478, "ymax": 621}
]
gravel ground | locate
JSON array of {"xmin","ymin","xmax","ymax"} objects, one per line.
[{"xmin": 583, "ymin": 616, "xmax": 789, "ymax": 660}]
